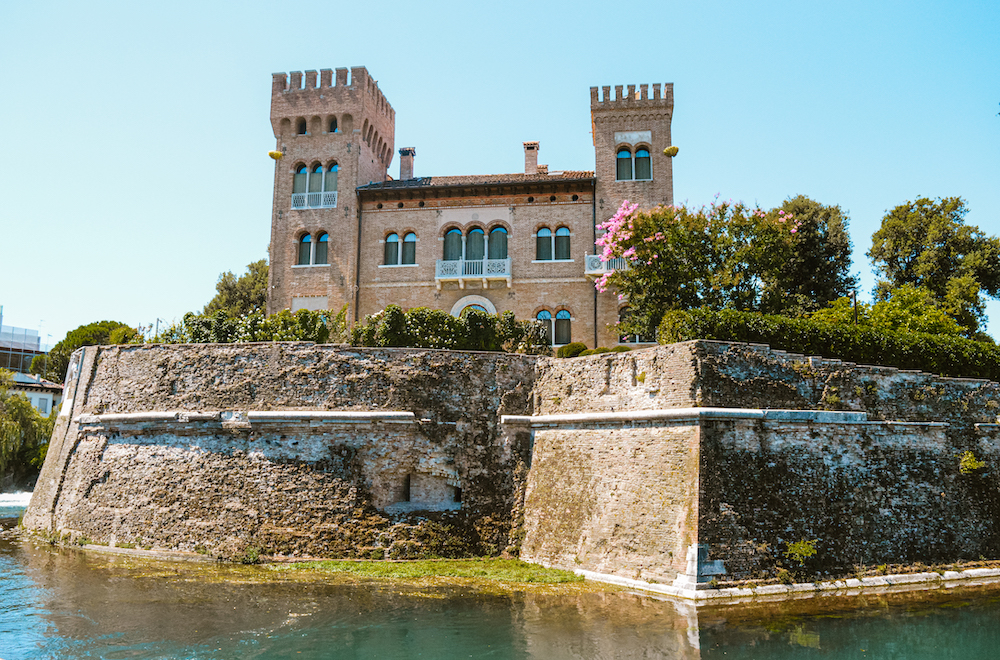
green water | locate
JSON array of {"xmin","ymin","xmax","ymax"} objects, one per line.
[{"xmin": 2, "ymin": 496, "xmax": 1000, "ymax": 659}]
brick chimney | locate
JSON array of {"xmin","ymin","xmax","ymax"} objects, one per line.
[
  {"xmin": 399, "ymin": 147, "xmax": 416, "ymax": 180},
  {"xmin": 523, "ymin": 141, "xmax": 539, "ymax": 174}
]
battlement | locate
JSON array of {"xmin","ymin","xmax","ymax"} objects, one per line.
[
  {"xmin": 590, "ymin": 83, "xmax": 673, "ymax": 111},
  {"xmin": 271, "ymin": 66, "xmax": 394, "ymax": 120}
]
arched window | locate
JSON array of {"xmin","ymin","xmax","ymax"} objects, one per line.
[
  {"xmin": 536, "ymin": 310, "xmax": 552, "ymax": 346},
  {"xmin": 635, "ymin": 148, "xmax": 651, "ymax": 180},
  {"xmin": 402, "ymin": 232, "xmax": 417, "ymax": 264},
  {"xmin": 536, "ymin": 227, "xmax": 552, "ymax": 260},
  {"xmin": 309, "ymin": 165, "xmax": 324, "ymax": 194},
  {"xmin": 293, "ymin": 165, "xmax": 307, "ymax": 194},
  {"xmin": 555, "ymin": 310, "xmax": 572, "ymax": 345},
  {"xmin": 329, "ymin": 117, "xmax": 338, "ymax": 133},
  {"xmin": 315, "ymin": 232, "xmax": 329, "ymax": 265},
  {"xmin": 488, "ymin": 227, "xmax": 508, "ymax": 259},
  {"xmin": 296, "ymin": 119, "xmax": 307, "ymax": 135},
  {"xmin": 324, "ymin": 163, "xmax": 338, "ymax": 192},
  {"xmin": 384, "ymin": 233, "xmax": 399, "ymax": 265},
  {"xmin": 466, "ymin": 228, "xmax": 485, "ymax": 261},
  {"xmin": 443, "ymin": 228, "xmax": 462, "ymax": 261},
  {"xmin": 291, "ymin": 164, "xmax": 337, "ymax": 209},
  {"xmin": 461, "ymin": 304, "xmax": 489, "ymax": 315},
  {"xmin": 298, "ymin": 234, "xmax": 312, "ymax": 265},
  {"xmin": 616, "ymin": 148, "xmax": 633, "ymax": 181},
  {"xmin": 555, "ymin": 227, "xmax": 571, "ymax": 260}
]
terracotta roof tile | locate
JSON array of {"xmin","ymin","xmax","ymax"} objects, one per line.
[{"xmin": 358, "ymin": 170, "xmax": 595, "ymax": 190}]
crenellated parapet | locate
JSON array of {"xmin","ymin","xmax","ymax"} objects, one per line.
[
  {"xmin": 271, "ymin": 66, "xmax": 394, "ymax": 122},
  {"xmin": 590, "ymin": 83, "xmax": 673, "ymax": 111}
]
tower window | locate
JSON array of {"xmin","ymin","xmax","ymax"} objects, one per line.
[
  {"xmin": 291, "ymin": 163, "xmax": 338, "ymax": 209},
  {"xmin": 616, "ymin": 148, "xmax": 633, "ymax": 181},
  {"xmin": 635, "ymin": 148, "xmax": 651, "ymax": 180},
  {"xmin": 296, "ymin": 119, "xmax": 307, "ymax": 135},
  {"xmin": 315, "ymin": 232, "xmax": 329, "ymax": 265},
  {"xmin": 617, "ymin": 147, "xmax": 652, "ymax": 181},
  {"xmin": 329, "ymin": 117, "xmax": 338, "ymax": 133},
  {"xmin": 297, "ymin": 233, "xmax": 312, "ymax": 265}
]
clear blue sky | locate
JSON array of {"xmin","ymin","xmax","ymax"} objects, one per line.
[{"xmin": 2, "ymin": 0, "xmax": 998, "ymax": 347}]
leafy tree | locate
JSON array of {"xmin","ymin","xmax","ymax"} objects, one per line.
[
  {"xmin": 0, "ymin": 369, "xmax": 56, "ymax": 483},
  {"xmin": 203, "ymin": 259, "xmax": 269, "ymax": 318},
  {"xmin": 30, "ymin": 320, "xmax": 136, "ymax": 383},
  {"xmin": 868, "ymin": 197, "xmax": 1000, "ymax": 338},
  {"xmin": 810, "ymin": 284, "xmax": 964, "ymax": 336},
  {"xmin": 757, "ymin": 196, "xmax": 856, "ymax": 316},
  {"xmin": 595, "ymin": 196, "xmax": 856, "ymax": 337}
]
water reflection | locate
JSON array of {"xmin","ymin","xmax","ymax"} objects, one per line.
[{"xmin": 4, "ymin": 506, "xmax": 1000, "ymax": 659}]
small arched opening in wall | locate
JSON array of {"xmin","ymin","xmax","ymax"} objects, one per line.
[{"xmin": 450, "ymin": 295, "xmax": 497, "ymax": 317}]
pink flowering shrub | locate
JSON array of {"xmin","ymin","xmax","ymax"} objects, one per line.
[{"xmin": 593, "ymin": 195, "xmax": 851, "ymax": 340}]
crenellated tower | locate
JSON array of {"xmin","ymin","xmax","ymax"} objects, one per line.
[
  {"xmin": 591, "ymin": 83, "xmax": 674, "ymax": 221},
  {"xmin": 267, "ymin": 67, "xmax": 396, "ymax": 316}
]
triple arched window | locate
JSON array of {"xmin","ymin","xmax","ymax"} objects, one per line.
[
  {"xmin": 442, "ymin": 227, "xmax": 508, "ymax": 261},
  {"xmin": 292, "ymin": 163, "xmax": 338, "ymax": 209},
  {"xmin": 384, "ymin": 232, "xmax": 417, "ymax": 265},
  {"xmin": 536, "ymin": 226, "xmax": 571, "ymax": 261},
  {"xmin": 616, "ymin": 147, "xmax": 651, "ymax": 181},
  {"xmin": 297, "ymin": 232, "xmax": 329, "ymax": 266},
  {"xmin": 536, "ymin": 309, "xmax": 572, "ymax": 346}
]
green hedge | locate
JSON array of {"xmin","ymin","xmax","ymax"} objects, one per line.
[
  {"xmin": 658, "ymin": 307, "xmax": 1000, "ymax": 381},
  {"xmin": 351, "ymin": 305, "xmax": 550, "ymax": 354}
]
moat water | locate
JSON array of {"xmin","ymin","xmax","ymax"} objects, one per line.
[{"xmin": 3, "ymin": 493, "xmax": 1000, "ymax": 659}]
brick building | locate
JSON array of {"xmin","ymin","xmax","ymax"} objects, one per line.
[{"xmin": 266, "ymin": 67, "xmax": 674, "ymax": 348}]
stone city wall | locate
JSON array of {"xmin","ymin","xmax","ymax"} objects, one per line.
[
  {"xmin": 24, "ymin": 340, "xmax": 1000, "ymax": 592},
  {"xmin": 25, "ymin": 343, "xmax": 537, "ymax": 560}
]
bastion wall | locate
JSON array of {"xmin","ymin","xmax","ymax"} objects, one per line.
[
  {"xmin": 24, "ymin": 340, "xmax": 1000, "ymax": 591},
  {"xmin": 24, "ymin": 343, "xmax": 537, "ymax": 560}
]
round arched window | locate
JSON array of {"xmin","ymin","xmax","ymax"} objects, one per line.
[
  {"xmin": 616, "ymin": 148, "xmax": 633, "ymax": 180},
  {"xmin": 297, "ymin": 234, "xmax": 312, "ymax": 265},
  {"xmin": 384, "ymin": 233, "xmax": 399, "ymax": 265}
]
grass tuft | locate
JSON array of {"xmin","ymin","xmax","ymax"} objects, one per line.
[{"xmin": 278, "ymin": 558, "xmax": 584, "ymax": 584}]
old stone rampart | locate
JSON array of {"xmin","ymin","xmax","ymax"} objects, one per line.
[
  {"xmin": 25, "ymin": 343, "xmax": 537, "ymax": 560},
  {"xmin": 24, "ymin": 340, "xmax": 1000, "ymax": 597}
]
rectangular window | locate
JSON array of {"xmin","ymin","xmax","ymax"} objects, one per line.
[
  {"xmin": 314, "ymin": 241, "xmax": 328, "ymax": 265},
  {"xmin": 38, "ymin": 398, "xmax": 48, "ymax": 414}
]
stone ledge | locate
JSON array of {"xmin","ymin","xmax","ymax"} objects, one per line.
[
  {"xmin": 75, "ymin": 410, "xmax": 418, "ymax": 429},
  {"xmin": 573, "ymin": 566, "xmax": 1000, "ymax": 604},
  {"xmin": 503, "ymin": 407, "xmax": 873, "ymax": 428}
]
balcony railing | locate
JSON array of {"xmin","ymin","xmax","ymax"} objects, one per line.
[
  {"xmin": 435, "ymin": 258, "xmax": 512, "ymax": 289},
  {"xmin": 291, "ymin": 191, "xmax": 338, "ymax": 210},
  {"xmin": 584, "ymin": 254, "xmax": 629, "ymax": 278}
]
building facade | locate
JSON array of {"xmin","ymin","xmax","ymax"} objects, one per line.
[{"xmin": 266, "ymin": 67, "xmax": 674, "ymax": 348}]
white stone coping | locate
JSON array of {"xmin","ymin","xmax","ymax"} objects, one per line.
[
  {"xmin": 502, "ymin": 407, "xmax": 882, "ymax": 428},
  {"xmin": 976, "ymin": 423, "xmax": 1000, "ymax": 434},
  {"xmin": 74, "ymin": 410, "xmax": 417, "ymax": 427},
  {"xmin": 572, "ymin": 566, "xmax": 1000, "ymax": 603}
]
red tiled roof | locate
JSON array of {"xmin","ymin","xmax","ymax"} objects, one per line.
[{"xmin": 358, "ymin": 170, "xmax": 595, "ymax": 190}]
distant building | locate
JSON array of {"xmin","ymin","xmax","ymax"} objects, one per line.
[
  {"xmin": 9, "ymin": 372, "xmax": 62, "ymax": 415},
  {"xmin": 0, "ymin": 325, "xmax": 44, "ymax": 374},
  {"xmin": 266, "ymin": 67, "xmax": 674, "ymax": 348}
]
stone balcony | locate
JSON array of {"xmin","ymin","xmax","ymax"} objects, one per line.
[{"xmin": 435, "ymin": 258, "xmax": 512, "ymax": 289}]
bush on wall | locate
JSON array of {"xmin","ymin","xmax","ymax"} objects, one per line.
[
  {"xmin": 351, "ymin": 305, "xmax": 551, "ymax": 355},
  {"xmin": 658, "ymin": 307, "xmax": 1000, "ymax": 381}
]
